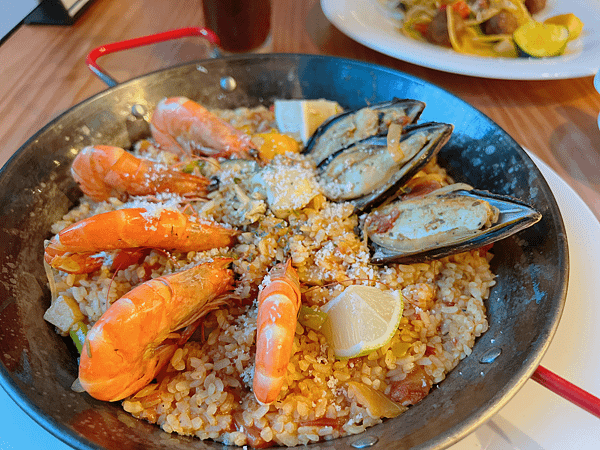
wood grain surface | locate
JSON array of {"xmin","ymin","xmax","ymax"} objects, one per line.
[{"xmin": 1, "ymin": 0, "xmax": 599, "ymax": 219}]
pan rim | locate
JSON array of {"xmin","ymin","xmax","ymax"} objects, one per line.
[{"xmin": 0, "ymin": 53, "xmax": 569, "ymax": 450}]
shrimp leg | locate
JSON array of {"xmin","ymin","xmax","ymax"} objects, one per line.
[
  {"xmin": 253, "ymin": 260, "xmax": 301, "ymax": 405},
  {"xmin": 78, "ymin": 258, "xmax": 234, "ymax": 402}
]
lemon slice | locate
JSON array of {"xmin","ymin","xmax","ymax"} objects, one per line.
[
  {"xmin": 544, "ymin": 14, "xmax": 584, "ymax": 41},
  {"xmin": 513, "ymin": 21, "xmax": 569, "ymax": 58},
  {"xmin": 321, "ymin": 285, "xmax": 404, "ymax": 358},
  {"xmin": 274, "ymin": 99, "xmax": 342, "ymax": 145}
]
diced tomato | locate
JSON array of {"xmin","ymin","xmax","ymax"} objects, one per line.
[
  {"xmin": 365, "ymin": 209, "xmax": 400, "ymax": 234},
  {"xmin": 440, "ymin": 1, "xmax": 471, "ymax": 19},
  {"xmin": 414, "ymin": 21, "xmax": 429, "ymax": 36},
  {"xmin": 389, "ymin": 365, "xmax": 433, "ymax": 406},
  {"xmin": 425, "ymin": 345, "xmax": 436, "ymax": 356},
  {"xmin": 299, "ymin": 417, "xmax": 343, "ymax": 430},
  {"xmin": 453, "ymin": 1, "xmax": 471, "ymax": 19}
]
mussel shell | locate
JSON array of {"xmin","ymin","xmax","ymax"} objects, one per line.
[
  {"xmin": 304, "ymin": 98, "xmax": 426, "ymax": 165},
  {"xmin": 317, "ymin": 122, "xmax": 453, "ymax": 212},
  {"xmin": 367, "ymin": 187, "xmax": 542, "ymax": 264}
]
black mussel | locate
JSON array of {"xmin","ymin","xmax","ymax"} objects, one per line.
[
  {"xmin": 304, "ymin": 98, "xmax": 426, "ymax": 165},
  {"xmin": 317, "ymin": 122, "xmax": 453, "ymax": 212},
  {"xmin": 364, "ymin": 183, "xmax": 542, "ymax": 264}
]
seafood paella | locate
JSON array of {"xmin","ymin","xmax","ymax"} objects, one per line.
[{"xmin": 43, "ymin": 96, "xmax": 540, "ymax": 447}]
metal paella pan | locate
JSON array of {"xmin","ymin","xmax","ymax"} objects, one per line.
[{"xmin": 0, "ymin": 54, "xmax": 568, "ymax": 450}]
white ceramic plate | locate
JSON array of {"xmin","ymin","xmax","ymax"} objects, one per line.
[
  {"xmin": 1, "ymin": 153, "xmax": 598, "ymax": 449},
  {"xmin": 321, "ymin": 0, "xmax": 600, "ymax": 80},
  {"xmin": 450, "ymin": 152, "xmax": 600, "ymax": 449}
]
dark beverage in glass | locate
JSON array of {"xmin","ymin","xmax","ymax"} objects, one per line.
[{"xmin": 202, "ymin": 0, "xmax": 272, "ymax": 53}]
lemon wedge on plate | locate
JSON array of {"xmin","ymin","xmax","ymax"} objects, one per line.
[
  {"xmin": 274, "ymin": 99, "xmax": 342, "ymax": 145},
  {"xmin": 321, "ymin": 285, "xmax": 404, "ymax": 359}
]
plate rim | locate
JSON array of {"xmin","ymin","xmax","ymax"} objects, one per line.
[{"xmin": 321, "ymin": 0, "xmax": 600, "ymax": 80}]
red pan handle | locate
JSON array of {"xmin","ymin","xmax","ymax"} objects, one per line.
[
  {"xmin": 532, "ymin": 365, "xmax": 600, "ymax": 419},
  {"xmin": 85, "ymin": 27, "xmax": 220, "ymax": 87}
]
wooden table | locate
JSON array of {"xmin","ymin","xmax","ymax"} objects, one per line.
[{"xmin": 1, "ymin": 0, "xmax": 599, "ymax": 223}]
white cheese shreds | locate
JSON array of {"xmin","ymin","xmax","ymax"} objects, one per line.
[{"xmin": 251, "ymin": 157, "xmax": 322, "ymax": 218}]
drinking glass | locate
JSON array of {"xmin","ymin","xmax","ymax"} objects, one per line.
[{"xmin": 202, "ymin": 0, "xmax": 272, "ymax": 54}]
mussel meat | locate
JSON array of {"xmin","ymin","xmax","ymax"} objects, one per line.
[
  {"xmin": 304, "ymin": 98, "xmax": 426, "ymax": 165},
  {"xmin": 364, "ymin": 183, "xmax": 542, "ymax": 264},
  {"xmin": 317, "ymin": 122, "xmax": 453, "ymax": 212}
]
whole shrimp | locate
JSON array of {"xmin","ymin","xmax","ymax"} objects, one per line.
[
  {"xmin": 71, "ymin": 145, "xmax": 210, "ymax": 202},
  {"xmin": 150, "ymin": 97, "xmax": 255, "ymax": 158},
  {"xmin": 253, "ymin": 260, "xmax": 302, "ymax": 405},
  {"xmin": 78, "ymin": 258, "xmax": 234, "ymax": 402},
  {"xmin": 44, "ymin": 207, "xmax": 238, "ymax": 273}
]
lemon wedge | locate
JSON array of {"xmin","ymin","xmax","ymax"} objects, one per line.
[
  {"xmin": 513, "ymin": 21, "xmax": 569, "ymax": 58},
  {"xmin": 274, "ymin": 99, "xmax": 342, "ymax": 145},
  {"xmin": 544, "ymin": 13, "xmax": 584, "ymax": 41},
  {"xmin": 321, "ymin": 285, "xmax": 404, "ymax": 359}
]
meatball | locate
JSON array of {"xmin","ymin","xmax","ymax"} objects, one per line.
[
  {"xmin": 425, "ymin": 9, "xmax": 465, "ymax": 47},
  {"xmin": 524, "ymin": 0, "xmax": 546, "ymax": 14},
  {"xmin": 483, "ymin": 10, "xmax": 519, "ymax": 35}
]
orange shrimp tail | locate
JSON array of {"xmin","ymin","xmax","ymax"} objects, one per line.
[
  {"xmin": 44, "ymin": 208, "xmax": 238, "ymax": 264},
  {"xmin": 78, "ymin": 258, "xmax": 234, "ymax": 401},
  {"xmin": 253, "ymin": 260, "xmax": 301, "ymax": 405},
  {"xmin": 150, "ymin": 97, "xmax": 255, "ymax": 158},
  {"xmin": 71, "ymin": 145, "xmax": 209, "ymax": 202}
]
